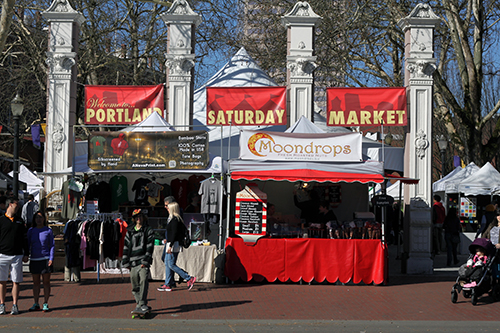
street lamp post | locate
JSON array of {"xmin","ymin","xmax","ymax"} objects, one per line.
[
  {"xmin": 438, "ymin": 135, "xmax": 448, "ymax": 178},
  {"xmin": 11, "ymin": 94, "xmax": 24, "ymax": 198}
]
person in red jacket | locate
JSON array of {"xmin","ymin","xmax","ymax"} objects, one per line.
[{"xmin": 433, "ymin": 194, "xmax": 446, "ymax": 255}]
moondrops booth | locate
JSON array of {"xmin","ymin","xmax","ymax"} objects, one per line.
[{"xmin": 224, "ymin": 130, "xmax": 388, "ymax": 284}]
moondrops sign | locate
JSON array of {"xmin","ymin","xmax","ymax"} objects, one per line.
[
  {"xmin": 85, "ymin": 85, "xmax": 164, "ymax": 125},
  {"xmin": 326, "ymin": 87, "xmax": 407, "ymax": 126},
  {"xmin": 239, "ymin": 131, "xmax": 362, "ymax": 162},
  {"xmin": 206, "ymin": 87, "xmax": 287, "ymax": 126}
]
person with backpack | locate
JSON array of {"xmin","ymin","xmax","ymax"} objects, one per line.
[
  {"xmin": 432, "ymin": 194, "xmax": 446, "ymax": 255},
  {"xmin": 157, "ymin": 201, "xmax": 196, "ymax": 292}
]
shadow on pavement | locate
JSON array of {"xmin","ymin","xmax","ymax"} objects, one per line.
[{"xmin": 154, "ymin": 300, "xmax": 252, "ymax": 315}]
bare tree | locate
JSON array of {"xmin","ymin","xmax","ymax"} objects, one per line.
[{"xmin": 240, "ymin": 0, "xmax": 500, "ymax": 167}]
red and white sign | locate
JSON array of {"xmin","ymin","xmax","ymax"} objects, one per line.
[
  {"xmin": 327, "ymin": 87, "xmax": 407, "ymax": 126},
  {"xmin": 206, "ymin": 87, "xmax": 286, "ymax": 126},
  {"xmin": 235, "ymin": 184, "xmax": 267, "ymax": 243},
  {"xmin": 85, "ymin": 85, "xmax": 164, "ymax": 125},
  {"xmin": 239, "ymin": 130, "xmax": 362, "ymax": 162}
]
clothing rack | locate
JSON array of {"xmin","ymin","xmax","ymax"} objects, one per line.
[{"xmin": 76, "ymin": 212, "xmax": 124, "ymax": 282}]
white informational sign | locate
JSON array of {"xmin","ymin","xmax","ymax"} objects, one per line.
[{"xmin": 239, "ymin": 130, "xmax": 362, "ymax": 162}]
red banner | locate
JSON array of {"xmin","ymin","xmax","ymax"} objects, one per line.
[
  {"xmin": 85, "ymin": 85, "xmax": 164, "ymax": 125},
  {"xmin": 206, "ymin": 87, "xmax": 287, "ymax": 126},
  {"xmin": 326, "ymin": 88, "xmax": 407, "ymax": 126}
]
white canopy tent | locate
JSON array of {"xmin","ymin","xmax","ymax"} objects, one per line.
[
  {"xmin": 8, "ymin": 165, "xmax": 44, "ymax": 200},
  {"xmin": 432, "ymin": 166, "xmax": 463, "ymax": 193},
  {"xmin": 444, "ymin": 162, "xmax": 481, "ymax": 194},
  {"xmin": 458, "ymin": 162, "xmax": 500, "ymax": 196}
]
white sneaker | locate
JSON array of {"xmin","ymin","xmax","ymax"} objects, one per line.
[
  {"xmin": 10, "ymin": 304, "xmax": 19, "ymax": 315},
  {"xmin": 0, "ymin": 304, "xmax": 5, "ymax": 315}
]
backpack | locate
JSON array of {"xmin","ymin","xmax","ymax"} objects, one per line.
[{"xmin": 179, "ymin": 221, "xmax": 191, "ymax": 248}]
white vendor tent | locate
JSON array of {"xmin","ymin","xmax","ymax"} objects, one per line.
[
  {"xmin": 8, "ymin": 164, "xmax": 44, "ymax": 200},
  {"xmin": 432, "ymin": 166, "xmax": 463, "ymax": 192},
  {"xmin": 121, "ymin": 111, "xmax": 174, "ymax": 132},
  {"xmin": 444, "ymin": 162, "xmax": 481, "ymax": 194},
  {"xmin": 458, "ymin": 162, "xmax": 500, "ymax": 196}
]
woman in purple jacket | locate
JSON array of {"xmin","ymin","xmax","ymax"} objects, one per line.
[{"xmin": 27, "ymin": 211, "xmax": 55, "ymax": 312}]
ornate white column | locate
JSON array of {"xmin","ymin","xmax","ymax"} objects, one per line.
[
  {"xmin": 160, "ymin": 0, "xmax": 201, "ymax": 130},
  {"xmin": 42, "ymin": 0, "xmax": 84, "ymax": 192},
  {"xmin": 398, "ymin": 4, "xmax": 440, "ymax": 274},
  {"xmin": 282, "ymin": 1, "xmax": 321, "ymax": 126}
]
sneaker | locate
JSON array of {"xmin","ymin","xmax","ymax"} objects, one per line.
[
  {"xmin": 29, "ymin": 303, "xmax": 40, "ymax": 311},
  {"xmin": 42, "ymin": 303, "xmax": 49, "ymax": 312},
  {"xmin": 140, "ymin": 305, "xmax": 150, "ymax": 313},
  {"xmin": 0, "ymin": 304, "xmax": 5, "ymax": 315},
  {"xmin": 131, "ymin": 305, "xmax": 142, "ymax": 314},
  {"xmin": 187, "ymin": 277, "xmax": 196, "ymax": 290},
  {"xmin": 157, "ymin": 284, "xmax": 172, "ymax": 292},
  {"xmin": 10, "ymin": 304, "xmax": 19, "ymax": 315}
]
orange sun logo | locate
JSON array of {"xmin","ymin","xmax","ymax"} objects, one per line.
[{"xmin": 247, "ymin": 133, "xmax": 275, "ymax": 157}]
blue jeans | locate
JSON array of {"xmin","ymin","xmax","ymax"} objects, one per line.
[{"xmin": 164, "ymin": 252, "xmax": 191, "ymax": 287}]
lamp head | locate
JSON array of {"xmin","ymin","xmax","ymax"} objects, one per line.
[
  {"xmin": 11, "ymin": 93, "xmax": 24, "ymax": 117},
  {"xmin": 437, "ymin": 135, "xmax": 448, "ymax": 151}
]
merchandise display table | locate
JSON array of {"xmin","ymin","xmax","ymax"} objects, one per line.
[
  {"xmin": 151, "ymin": 245, "xmax": 217, "ymax": 283},
  {"xmin": 225, "ymin": 237, "xmax": 387, "ymax": 284}
]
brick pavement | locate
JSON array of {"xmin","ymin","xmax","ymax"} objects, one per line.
[{"xmin": 3, "ymin": 246, "xmax": 500, "ymax": 321}]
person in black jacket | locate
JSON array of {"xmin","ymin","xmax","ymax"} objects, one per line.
[
  {"xmin": 0, "ymin": 197, "xmax": 29, "ymax": 315},
  {"xmin": 157, "ymin": 202, "xmax": 196, "ymax": 292},
  {"xmin": 443, "ymin": 207, "xmax": 462, "ymax": 266},
  {"xmin": 122, "ymin": 209, "xmax": 154, "ymax": 315},
  {"xmin": 293, "ymin": 183, "xmax": 320, "ymax": 228}
]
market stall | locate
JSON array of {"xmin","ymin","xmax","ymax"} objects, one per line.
[
  {"xmin": 43, "ymin": 111, "xmax": 227, "ymax": 281},
  {"xmin": 224, "ymin": 130, "xmax": 388, "ymax": 284}
]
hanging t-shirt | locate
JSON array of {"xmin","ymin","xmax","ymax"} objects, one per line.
[
  {"xmin": 198, "ymin": 178, "xmax": 224, "ymax": 214},
  {"xmin": 90, "ymin": 136, "xmax": 106, "ymax": 155},
  {"xmin": 109, "ymin": 175, "xmax": 129, "ymax": 211},
  {"xmin": 86, "ymin": 181, "xmax": 112, "ymax": 213},
  {"xmin": 146, "ymin": 181, "xmax": 163, "ymax": 206},
  {"xmin": 159, "ymin": 183, "xmax": 172, "ymax": 204},
  {"xmin": 171, "ymin": 178, "xmax": 189, "ymax": 209},
  {"xmin": 188, "ymin": 174, "xmax": 206, "ymax": 194},
  {"xmin": 132, "ymin": 178, "xmax": 150, "ymax": 206},
  {"xmin": 61, "ymin": 179, "xmax": 82, "ymax": 220}
]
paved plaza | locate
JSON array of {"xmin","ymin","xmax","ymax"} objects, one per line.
[{"xmin": 0, "ymin": 245, "xmax": 499, "ymax": 332}]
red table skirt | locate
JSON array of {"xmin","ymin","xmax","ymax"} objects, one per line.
[{"xmin": 224, "ymin": 237, "xmax": 387, "ymax": 284}]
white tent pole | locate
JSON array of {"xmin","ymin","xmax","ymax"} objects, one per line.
[
  {"xmin": 219, "ymin": 124, "xmax": 224, "ymax": 249},
  {"xmin": 225, "ymin": 174, "xmax": 231, "ymax": 248},
  {"xmin": 228, "ymin": 122, "xmax": 232, "ymax": 160}
]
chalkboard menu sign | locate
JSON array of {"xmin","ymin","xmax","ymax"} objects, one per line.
[
  {"xmin": 235, "ymin": 184, "xmax": 267, "ymax": 243},
  {"xmin": 238, "ymin": 201, "xmax": 263, "ymax": 234}
]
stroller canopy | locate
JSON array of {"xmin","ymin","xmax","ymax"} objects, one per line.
[{"xmin": 469, "ymin": 238, "xmax": 495, "ymax": 255}]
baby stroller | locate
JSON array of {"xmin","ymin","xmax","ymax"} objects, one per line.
[{"xmin": 451, "ymin": 238, "xmax": 498, "ymax": 305}]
